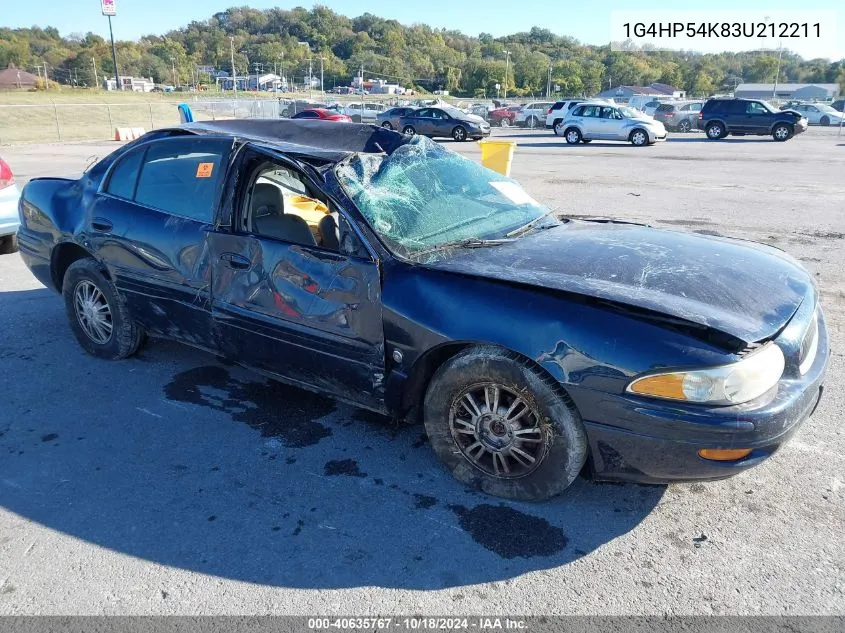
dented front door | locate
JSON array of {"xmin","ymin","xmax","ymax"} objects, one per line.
[{"xmin": 208, "ymin": 231, "xmax": 387, "ymax": 411}]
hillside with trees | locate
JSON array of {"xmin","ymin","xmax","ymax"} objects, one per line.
[{"xmin": 1, "ymin": 6, "xmax": 843, "ymax": 97}]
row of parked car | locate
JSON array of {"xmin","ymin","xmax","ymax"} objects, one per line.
[{"xmin": 543, "ymin": 97, "xmax": 825, "ymax": 144}]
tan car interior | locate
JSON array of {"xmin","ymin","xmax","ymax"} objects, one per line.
[{"xmin": 249, "ymin": 165, "xmax": 340, "ymax": 251}]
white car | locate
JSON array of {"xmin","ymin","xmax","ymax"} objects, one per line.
[
  {"xmin": 790, "ymin": 103, "xmax": 845, "ymax": 126},
  {"xmin": 514, "ymin": 101, "xmax": 555, "ymax": 129},
  {"xmin": 342, "ymin": 102, "xmax": 387, "ymax": 123},
  {"xmin": 0, "ymin": 156, "xmax": 20, "ymax": 254},
  {"xmin": 560, "ymin": 102, "xmax": 667, "ymax": 146}
]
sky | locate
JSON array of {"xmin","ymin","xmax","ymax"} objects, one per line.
[{"xmin": 6, "ymin": 0, "xmax": 845, "ymax": 60}]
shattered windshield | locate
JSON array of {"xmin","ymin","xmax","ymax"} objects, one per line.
[{"xmin": 335, "ymin": 136, "xmax": 555, "ymax": 258}]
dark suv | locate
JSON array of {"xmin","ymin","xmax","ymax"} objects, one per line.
[{"xmin": 697, "ymin": 98, "xmax": 808, "ymax": 141}]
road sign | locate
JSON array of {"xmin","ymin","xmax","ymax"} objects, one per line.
[
  {"xmin": 495, "ymin": 83, "xmax": 500, "ymax": 90},
  {"xmin": 101, "ymin": 0, "xmax": 116, "ymax": 16}
]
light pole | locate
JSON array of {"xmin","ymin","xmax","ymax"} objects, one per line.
[
  {"xmin": 170, "ymin": 58, "xmax": 177, "ymax": 88},
  {"xmin": 503, "ymin": 50, "xmax": 511, "ymax": 100}
]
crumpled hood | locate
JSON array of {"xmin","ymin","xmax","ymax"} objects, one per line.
[{"xmin": 424, "ymin": 221, "xmax": 814, "ymax": 345}]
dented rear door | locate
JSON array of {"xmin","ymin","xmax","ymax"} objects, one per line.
[{"xmin": 95, "ymin": 135, "xmax": 235, "ymax": 350}]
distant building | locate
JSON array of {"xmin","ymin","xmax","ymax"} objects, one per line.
[
  {"xmin": 596, "ymin": 83, "xmax": 685, "ymax": 101},
  {"xmin": 734, "ymin": 83, "xmax": 840, "ymax": 101},
  {"xmin": 104, "ymin": 76, "xmax": 155, "ymax": 92},
  {"xmin": 0, "ymin": 64, "xmax": 38, "ymax": 89}
]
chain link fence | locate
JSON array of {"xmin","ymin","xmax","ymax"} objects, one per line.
[{"xmin": 0, "ymin": 92, "xmax": 488, "ymax": 144}]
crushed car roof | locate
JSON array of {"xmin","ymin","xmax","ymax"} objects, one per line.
[{"xmin": 176, "ymin": 119, "xmax": 409, "ymax": 162}]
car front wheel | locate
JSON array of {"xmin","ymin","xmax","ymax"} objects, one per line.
[
  {"xmin": 629, "ymin": 128, "xmax": 649, "ymax": 146},
  {"xmin": 402, "ymin": 125, "xmax": 416, "ymax": 136},
  {"xmin": 564, "ymin": 128, "xmax": 582, "ymax": 144},
  {"xmin": 62, "ymin": 257, "xmax": 144, "ymax": 360},
  {"xmin": 381, "ymin": 121, "xmax": 393, "ymax": 129},
  {"xmin": 423, "ymin": 346, "xmax": 588, "ymax": 501},
  {"xmin": 820, "ymin": 116, "xmax": 830, "ymax": 126},
  {"xmin": 499, "ymin": 118, "xmax": 510, "ymax": 128},
  {"xmin": 553, "ymin": 120, "xmax": 564, "ymax": 136},
  {"xmin": 772, "ymin": 123, "xmax": 793, "ymax": 141},
  {"xmin": 452, "ymin": 125, "xmax": 468, "ymax": 142}
]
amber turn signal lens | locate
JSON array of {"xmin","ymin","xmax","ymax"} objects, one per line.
[
  {"xmin": 628, "ymin": 374, "xmax": 686, "ymax": 400},
  {"xmin": 698, "ymin": 448, "xmax": 752, "ymax": 461}
]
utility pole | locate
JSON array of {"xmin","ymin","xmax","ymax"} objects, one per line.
[
  {"xmin": 503, "ymin": 50, "xmax": 511, "ymax": 100},
  {"xmin": 35, "ymin": 63, "xmax": 42, "ymax": 88},
  {"xmin": 230, "ymin": 36, "xmax": 237, "ymax": 94},
  {"xmin": 546, "ymin": 63, "xmax": 552, "ymax": 98},
  {"xmin": 91, "ymin": 57, "xmax": 99, "ymax": 89},
  {"xmin": 44, "ymin": 63, "xmax": 50, "ymax": 89},
  {"xmin": 171, "ymin": 58, "xmax": 177, "ymax": 88}
]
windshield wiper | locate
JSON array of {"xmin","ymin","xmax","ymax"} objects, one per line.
[
  {"xmin": 411, "ymin": 237, "xmax": 515, "ymax": 259},
  {"xmin": 505, "ymin": 209, "xmax": 560, "ymax": 238}
]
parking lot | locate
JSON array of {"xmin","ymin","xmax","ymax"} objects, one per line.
[{"xmin": 0, "ymin": 127, "xmax": 843, "ymax": 615}]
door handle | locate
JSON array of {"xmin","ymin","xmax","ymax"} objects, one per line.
[
  {"xmin": 91, "ymin": 217, "xmax": 113, "ymax": 232},
  {"xmin": 219, "ymin": 252, "xmax": 251, "ymax": 270}
]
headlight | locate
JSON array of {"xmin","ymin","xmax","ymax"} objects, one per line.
[{"xmin": 627, "ymin": 343, "xmax": 784, "ymax": 405}]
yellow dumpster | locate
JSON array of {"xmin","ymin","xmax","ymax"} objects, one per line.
[{"xmin": 478, "ymin": 140, "xmax": 516, "ymax": 177}]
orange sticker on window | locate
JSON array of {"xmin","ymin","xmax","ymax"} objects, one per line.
[{"xmin": 196, "ymin": 162, "xmax": 214, "ymax": 178}]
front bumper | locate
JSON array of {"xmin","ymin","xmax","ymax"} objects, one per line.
[
  {"xmin": 794, "ymin": 119, "xmax": 809, "ymax": 134},
  {"xmin": 578, "ymin": 309, "xmax": 829, "ymax": 484}
]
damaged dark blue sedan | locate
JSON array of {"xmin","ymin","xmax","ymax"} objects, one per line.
[{"xmin": 16, "ymin": 120, "xmax": 828, "ymax": 501}]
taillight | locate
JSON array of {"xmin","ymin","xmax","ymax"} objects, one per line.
[
  {"xmin": 698, "ymin": 112, "xmax": 703, "ymax": 120},
  {"xmin": 0, "ymin": 158, "xmax": 14, "ymax": 190},
  {"xmin": 547, "ymin": 108, "xmax": 552, "ymax": 114},
  {"xmin": 665, "ymin": 112, "xmax": 674, "ymax": 117}
]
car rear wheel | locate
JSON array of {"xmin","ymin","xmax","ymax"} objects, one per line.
[
  {"xmin": 62, "ymin": 257, "xmax": 144, "ymax": 360},
  {"xmin": 381, "ymin": 121, "xmax": 393, "ymax": 129},
  {"xmin": 452, "ymin": 125, "xmax": 468, "ymax": 142},
  {"xmin": 0, "ymin": 235, "xmax": 18, "ymax": 254},
  {"xmin": 564, "ymin": 128, "xmax": 582, "ymax": 144},
  {"xmin": 553, "ymin": 120, "xmax": 564, "ymax": 136},
  {"xmin": 678, "ymin": 119, "xmax": 692, "ymax": 133},
  {"xmin": 820, "ymin": 116, "xmax": 830, "ymax": 126},
  {"xmin": 423, "ymin": 346, "xmax": 587, "ymax": 501},
  {"xmin": 629, "ymin": 128, "xmax": 649, "ymax": 146},
  {"xmin": 772, "ymin": 124, "xmax": 793, "ymax": 142},
  {"xmin": 499, "ymin": 118, "xmax": 510, "ymax": 128},
  {"xmin": 706, "ymin": 122, "xmax": 726, "ymax": 140},
  {"xmin": 402, "ymin": 125, "xmax": 416, "ymax": 136},
  {"xmin": 526, "ymin": 116, "xmax": 538, "ymax": 129}
]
